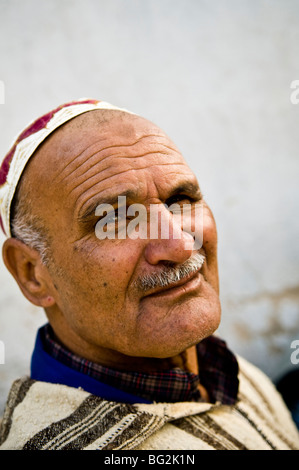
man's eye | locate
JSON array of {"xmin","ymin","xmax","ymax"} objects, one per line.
[
  {"xmin": 94, "ymin": 209, "xmax": 129, "ymax": 239},
  {"xmin": 106, "ymin": 213, "xmax": 120, "ymax": 224},
  {"xmin": 103, "ymin": 211, "xmax": 126, "ymax": 227}
]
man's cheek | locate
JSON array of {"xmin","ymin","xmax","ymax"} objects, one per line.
[{"xmin": 202, "ymin": 210, "xmax": 217, "ymax": 248}]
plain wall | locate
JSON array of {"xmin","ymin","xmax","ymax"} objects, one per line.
[{"xmin": 0, "ymin": 0, "xmax": 299, "ymax": 414}]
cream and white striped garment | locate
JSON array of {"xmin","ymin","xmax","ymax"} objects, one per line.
[{"xmin": 0, "ymin": 356, "xmax": 298, "ymax": 450}]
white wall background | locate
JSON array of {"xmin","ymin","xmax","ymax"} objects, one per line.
[{"xmin": 0, "ymin": 0, "xmax": 299, "ymax": 414}]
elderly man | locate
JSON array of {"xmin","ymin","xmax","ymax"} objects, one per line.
[{"xmin": 0, "ymin": 99, "xmax": 298, "ymax": 450}]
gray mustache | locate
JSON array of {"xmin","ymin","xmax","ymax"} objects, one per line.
[{"xmin": 135, "ymin": 252, "xmax": 205, "ymax": 292}]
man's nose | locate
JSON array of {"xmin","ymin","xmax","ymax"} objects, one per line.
[{"xmin": 144, "ymin": 205, "xmax": 195, "ymax": 265}]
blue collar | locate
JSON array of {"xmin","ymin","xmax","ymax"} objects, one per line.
[{"xmin": 30, "ymin": 327, "xmax": 151, "ymax": 404}]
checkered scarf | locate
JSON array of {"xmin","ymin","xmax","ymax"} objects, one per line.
[{"xmin": 41, "ymin": 324, "xmax": 239, "ymax": 405}]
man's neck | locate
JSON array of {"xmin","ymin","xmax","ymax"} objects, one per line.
[{"xmin": 50, "ymin": 321, "xmax": 199, "ymax": 374}]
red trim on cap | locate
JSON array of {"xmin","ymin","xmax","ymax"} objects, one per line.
[{"xmin": 0, "ymin": 215, "xmax": 5, "ymax": 234}]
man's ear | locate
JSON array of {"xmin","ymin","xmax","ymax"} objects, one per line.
[{"xmin": 2, "ymin": 237, "xmax": 56, "ymax": 308}]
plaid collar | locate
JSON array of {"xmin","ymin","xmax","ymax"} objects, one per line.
[{"xmin": 41, "ymin": 324, "xmax": 239, "ymax": 405}]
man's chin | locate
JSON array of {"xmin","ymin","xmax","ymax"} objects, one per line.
[{"xmin": 133, "ymin": 298, "xmax": 221, "ymax": 359}]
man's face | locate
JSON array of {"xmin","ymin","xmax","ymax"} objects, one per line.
[{"xmin": 24, "ymin": 112, "xmax": 221, "ymax": 363}]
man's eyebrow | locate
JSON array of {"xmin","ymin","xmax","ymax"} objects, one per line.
[{"xmin": 168, "ymin": 182, "xmax": 202, "ymax": 199}]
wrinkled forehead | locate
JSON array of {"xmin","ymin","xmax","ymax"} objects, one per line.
[
  {"xmin": 27, "ymin": 110, "xmax": 184, "ymax": 184},
  {"xmin": 16, "ymin": 110, "xmax": 191, "ymax": 214}
]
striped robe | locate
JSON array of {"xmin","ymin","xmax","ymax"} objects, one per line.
[{"xmin": 0, "ymin": 356, "xmax": 298, "ymax": 450}]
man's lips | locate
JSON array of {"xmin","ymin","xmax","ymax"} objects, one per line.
[{"xmin": 142, "ymin": 268, "xmax": 203, "ymax": 299}]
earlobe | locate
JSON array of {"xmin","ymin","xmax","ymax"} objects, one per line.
[{"xmin": 2, "ymin": 237, "xmax": 56, "ymax": 307}]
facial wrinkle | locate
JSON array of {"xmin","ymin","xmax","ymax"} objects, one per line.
[
  {"xmin": 55, "ymin": 137, "xmax": 111, "ymax": 185},
  {"xmin": 68, "ymin": 161, "xmax": 188, "ymax": 205},
  {"xmin": 55, "ymin": 133, "xmax": 172, "ymax": 185},
  {"xmin": 70, "ymin": 137, "xmax": 181, "ymax": 180},
  {"xmin": 67, "ymin": 149, "xmax": 178, "ymax": 194}
]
